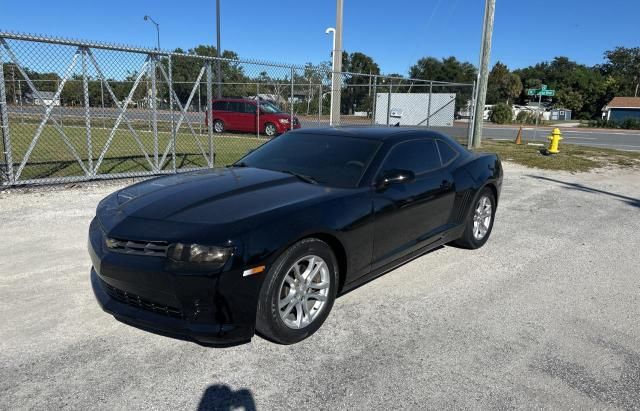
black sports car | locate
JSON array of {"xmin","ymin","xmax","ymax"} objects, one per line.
[{"xmin": 89, "ymin": 127, "xmax": 502, "ymax": 345}]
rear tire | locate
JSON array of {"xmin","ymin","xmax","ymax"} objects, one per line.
[
  {"xmin": 453, "ymin": 187, "xmax": 496, "ymax": 249},
  {"xmin": 213, "ymin": 119, "xmax": 225, "ymax": 133},
  {"xmin": 256, "ymin": 238, "xmax": 338, "ymax": 344}
]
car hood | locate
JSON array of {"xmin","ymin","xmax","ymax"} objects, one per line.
[{"xmin": 98, "ymin": 167, "xmax": 337, "ymax": 231}]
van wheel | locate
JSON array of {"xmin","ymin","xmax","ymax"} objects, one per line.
[
  {"xmin": 213, "ymin": 120, "xmax": 224, "ymax": 133},
  {"xmin": 264, "ymin": 123, "xmax": 277, "ymax": 137}
]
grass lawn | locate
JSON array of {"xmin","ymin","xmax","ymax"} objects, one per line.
[
  {"xmin": 2, "ymin": 123, "xmax": 267, "ymax": 181},
  {"xmin": 475, "ymin": 140, "xmax": 640, "ymax": 172}
]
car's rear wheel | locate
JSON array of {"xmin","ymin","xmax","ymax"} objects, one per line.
[
  {"xmin": 256, "ymin": 238, "xmax": 338, "ymax": 344},
  {"xmin": 453, "ymin": 187, "xmax": 496, "ymax": 249},
  {"xmin": 264, "ymin": 123, "xmax": 277, "ymax": 137},
  {"xmin": 213, "ymin": 119, "xmax": 224, "ymax": 133}
]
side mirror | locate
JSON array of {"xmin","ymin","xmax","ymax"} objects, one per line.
[{"xmin": 376, "ymin": 169, "xmax": 415, "ymax": 189}]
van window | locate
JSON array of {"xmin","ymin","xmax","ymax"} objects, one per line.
[{"xmin": 212, "ymin": 101, "xmax": 227, "ymax": 111}]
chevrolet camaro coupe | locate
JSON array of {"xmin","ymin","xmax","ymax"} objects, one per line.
[{"xmin": 89, "ymin": 127, "xmax": 502, "ymax": 345}]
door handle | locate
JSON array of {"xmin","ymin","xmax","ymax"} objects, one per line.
[{"xmin": 440, "ymin": 180, "xmax": 452, "ymax": 190}]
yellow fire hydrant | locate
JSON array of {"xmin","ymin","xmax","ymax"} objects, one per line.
[{"xmin": 547, "ymin": 128, "xmax": 563, "ymax": 154}]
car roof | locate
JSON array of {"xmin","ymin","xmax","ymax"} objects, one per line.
[
  {"xmin": 290, "ymin": 127, "xmax": 453, "ymax": 142},
  {"xmin": 213, "ymin": 98, "xmax": 254, "ymax": 103}
]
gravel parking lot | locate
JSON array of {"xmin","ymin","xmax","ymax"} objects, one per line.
[{"xmin": 1, "ymin": 162, "xmax": 639, "ymax": 410}]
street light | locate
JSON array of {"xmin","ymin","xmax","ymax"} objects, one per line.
[
  {"xmin": 143, "ymin": 15, "xmax": 160, "ymax": 50},
  {"xmin": 326, "ymin": 0, "xmax": 343, "ymax": 127}
]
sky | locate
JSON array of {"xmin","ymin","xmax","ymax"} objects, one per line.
[{"xmin": 0, "ymin": 0, "xmax": 638, "ymax": 75}]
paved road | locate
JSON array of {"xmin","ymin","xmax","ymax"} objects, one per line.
[
  {"xmin": 1, "ymin": 163, "xmax": 639, "ymax": 409},
  {"xmin": 7, "ymin": 105, "xmax": 640, "ymax": 151}
]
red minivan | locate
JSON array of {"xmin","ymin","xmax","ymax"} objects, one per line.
[{"xmin": 206, "ymin": 98, "xmax": 300, "ymax": 137}]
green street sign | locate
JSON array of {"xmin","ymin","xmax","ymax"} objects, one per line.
[{"xmin": 526, "ymin": 87, "xmax": 555, "ymax": 97}]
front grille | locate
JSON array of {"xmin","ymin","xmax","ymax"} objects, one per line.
[
  {"xmin": 106, "ymin": 238, "xmax": 169, "ymax": 257},
  {"xmin": 102, "ymin": 280, "xmax": 183, "ymax": 319}
]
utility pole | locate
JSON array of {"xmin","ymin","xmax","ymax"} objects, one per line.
[
  {"xmin": 471, "ymin": 0, "xmax": 496, "ymax": 148},
  {"xmin": 329, "ymin": 0, "xmax": 343, "ymax": 126},
  {"xmin": 216, "ymin": 0, "xmax": 222, "ymax": 98}
]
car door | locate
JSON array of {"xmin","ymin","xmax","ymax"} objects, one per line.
[
  {"xmin": 371, "ymin": 138, "xmax": 456, "ymax": 270},
  {"xmin": 241, "ymin": 102, "xmax": 258, "ymax": 132},
  {"xmin": 223, "ymin": 101, "xmax": 242, "ymax": 131}
]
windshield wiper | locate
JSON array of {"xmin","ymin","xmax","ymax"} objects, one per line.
[
  {"xmin": 229, "ymin": 161, "xmax": 249, "ymax": 168},
  {"xmin": 277, "ymin": 169, "xmax": 320, "ymax": 185}
]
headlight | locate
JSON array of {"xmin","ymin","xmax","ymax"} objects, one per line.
[
  {"xmin": 278, "ymin": 118, "xmax": 290, "ymax": 124},
  {"xmin": 167, "ymin": 243, "xmax": 232, "ymax": 266}
]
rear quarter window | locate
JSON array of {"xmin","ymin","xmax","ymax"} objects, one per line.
[{"xmin": 437, "ymin": 139, "xmax": 459, "ymax": 165}]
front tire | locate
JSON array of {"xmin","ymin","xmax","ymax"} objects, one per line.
[
  {"xmin": 453, "ymin": 187, "xmax": 496, "ymax": 249},
  {"xmin": 264, "ymin": 122, "xmax": 277, "ymax": 137},
  {"xmin": 256, "ymin": 238, "xmax": 338, "ymax": 344}
]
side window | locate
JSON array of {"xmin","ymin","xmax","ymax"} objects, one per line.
[
  {"xmin": 228, "ymin": 102, "xmax": 242, "ymax": 112},
  {"xmin": 212, "ymin": 101, "xmax": 227, "ymax": 111},
  {"xmin": 437, "ymin": 140, "xmax": 458, "ymax": 165},
  {"xmin": 381, "ymin": 139, "xmax": 441, "ymax": 175},
  {"xmin": 243, "ymin": 103, "xmax": 257, "ymax": 114}
]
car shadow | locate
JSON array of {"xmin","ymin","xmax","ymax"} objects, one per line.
[
  {"xmin": 526, "ymin": 175, "xmax": 640, "ymax": 209},
  {"xmin": 197, "ymin": 384, "xmax": 256, "ymax": 411}
]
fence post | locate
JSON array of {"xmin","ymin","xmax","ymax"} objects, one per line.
[
  {"xmin": 81, "ymin": 47, "xmax": 93, "ymax": 176},
  {"xmin": 371, "ymin": 75, "xmax": 377, "ymax": 126},
  {"xmin": 256, "ymin": 82, "xmax": 260, "ymax": 138},
  {"xmin": 150, "ymin": 54, "xmax": 158, "ymax": 171},
  {"xmin": 427, "ymin": 81, "xmax": 433, "ymax": 128},
  {"xmin": 386, "ymin": 79, "xmax": 392, "ymax": 126},
  {"xmin": 318, "ymin": 84, "xmax": 322, "ymax": 126},
  {"xmin": 0, "ymin": 57, "xmax": 14, "ymax": 185},
  {"xmin": 206, "ymin": 61, "xmax": 214, "ymax": 167},
  {"xmin": 168, "ymin": 55, "xmax": 176, "ymax": 172},
  {"xmin": 290, "ymin": 67, "xmax": 294, "ymax": 131}
]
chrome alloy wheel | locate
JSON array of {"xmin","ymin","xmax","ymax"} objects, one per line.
[
  {"xmin": 278, "ymin": 255, "xmax": 330, "ymax": 329},
  {"xmin": 472, "ymin": 195, "xmax": 493, "ymax": 240},
  {"xmin": 265, "ymin": 124, "xmax": 277, "ymax": 137},
  {"xmin": 214, "ymin": 121, "xmax": 224, "ymax": 133}
]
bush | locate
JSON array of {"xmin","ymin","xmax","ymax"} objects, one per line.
[
  {"xmin": 515, "ymin": 110, "xmax": 539, "ymax": 125},
  {"xmin": 490, "ymin": 103, "xmax": 513, "ymax": 124},
  {"xmin": 585, "ymin": 119, "xmax": 640, "ymax": 130}
]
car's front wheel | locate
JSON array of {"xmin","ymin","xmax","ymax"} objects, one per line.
[
  {"xmin": 256, "ymin": 238, "xmax": 338, "ymax": 344},
  {"xmin": 264, "ymin": 122, "xmax": 277, "ymax": 137}
]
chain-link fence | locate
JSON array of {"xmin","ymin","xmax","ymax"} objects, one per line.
[{"xmin": 0, "ymin": 31, "xmax": 475, "ymax": 186}]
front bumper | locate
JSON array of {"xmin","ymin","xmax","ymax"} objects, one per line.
[
  {"xmin": 89, "ymin": 218, "xmax": 261, "ymax": 345},
  {"xmin": 276, "ymin": 121, "xmax": 301, "ymax": 133}
]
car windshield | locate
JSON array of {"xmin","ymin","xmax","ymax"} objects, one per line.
[
  {"xmin": 260, "ymin": 103, "xmax": 282, "ymax": 113},
  {"xmin": 236, "ymin": 133, "xmax": 381, "ymax": 188}
]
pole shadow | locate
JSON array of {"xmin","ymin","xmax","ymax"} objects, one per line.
[{"xmin": 527, "ymin": 174, "xmax": 640, "ymax": 209}]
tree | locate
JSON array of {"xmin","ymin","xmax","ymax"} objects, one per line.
[
  {"xmin": 514, "ymin": 57, "xmax": 608, "ymax": 119},
  {"xmin": 408, "ymin": 56, "xmax": 476, "ymax": 111},
  {"xmin": 490, "ymin": 102, "xmax": 513, "ymax": 124},
  {"xmin": 487, "ymin": 62, "xmax": 522, "ymax": 104},
  {"xmin": 340, "ymin": 51, "xmax": 380, "ymax": 114},
  {"xmin": 600, "ymin": 47, "xmax": 640, "ymax": 97}
]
